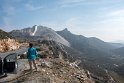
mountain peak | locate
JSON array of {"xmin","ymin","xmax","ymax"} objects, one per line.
[
  {"xmin": 64, "ymin": 28, "xmax": 68, "ymax": 30},
  {"xmin": 61, "ymin": 28, "xmax": 72, "ymax": 34},
  {"xmin": 63, "ymin": 28, "xmax": 69, "ymax": 32}
]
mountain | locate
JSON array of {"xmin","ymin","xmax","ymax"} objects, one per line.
[
  {"xmin": 0, "ymin": 29, "xmax": 12, "ymax": 39},
  {"xmin": 114, "ymin": 47, "xmax": 124, "ymax": 56},
  {"xmin": 10, "ymin": 25, "xmax": 70, "ymax": 47},
  {"xmin": 57, "ymin": 28, "xmax": 115, "ymax": 57},
  {"xmin": 109, "ymin": 43, "xmax": 124, "ymax": 48},
  {"xmin": 87, "ymin": 37, "xmax": 115, "ymax": 52},
  {"xmin": 57, "ymin": 28, "xmax": 124, "ymax": 82},
  {"xmin": 113, "ymin": 40, "xmax": 124, "ymax": 44}
]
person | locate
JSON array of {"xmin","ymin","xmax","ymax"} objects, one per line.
[{"xmin": 27, "ymin": 43, "xmax": 37, "ymax": 71}]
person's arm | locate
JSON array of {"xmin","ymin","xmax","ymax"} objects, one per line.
[
  {"xmin": 27, "ymin": 49, "xmax": 30, "ymax": 59},
  {"xmin": 35, "ymin": 48, "xmax": 38, "ymax": 58},
  {"xmin": 35, "ymin": 49, "xmax": 37, "ymax": 55}
]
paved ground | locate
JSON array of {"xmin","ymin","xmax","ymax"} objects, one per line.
[
  {"xmin": 0, "ymin": 47, "xmax": 27, "ymax": 59},
  {"xmin": 0, "ymin": 59, "xmax": 29, "ymax": 83}
]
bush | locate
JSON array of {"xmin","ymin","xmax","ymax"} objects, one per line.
[
  {"xmin": 39, "ymin": 51, "xmax": 49, "ymax": 58},
  {"xmin": 36, "ymin": 47, "xmax": 42, "ymax": 51},
  {"xmin": 20, "ymin": 54, "xmax": 27, "ymax": 59}
]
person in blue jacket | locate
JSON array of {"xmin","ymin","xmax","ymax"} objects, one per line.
[{"xmin": 27, "ymin": 43, "xmax": 37, "ymax": 71}]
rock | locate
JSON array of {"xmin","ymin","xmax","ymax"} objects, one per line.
[
  {"xmin": 0, "ymin": 38, "xmax": 20, "ymax": 52},
  {"xmin": 0, "ymin": 57, "xmax": 94, "ymax": 83},
  {"xmin": 41, "ymin": 60, "xmax": 52, "ymax": 68},
  {"xmin": 69, "ymin": 59, "xmax": 81, "ymax": 69}
]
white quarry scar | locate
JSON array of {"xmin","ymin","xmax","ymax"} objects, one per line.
[{"xmin": 32, "ymin": 26, "xmax": 37, "ymax": 36}]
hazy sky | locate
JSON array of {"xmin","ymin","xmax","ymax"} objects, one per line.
[{"xmin": 0, "ymin": 0, "xmax": 124, "ymax": 42}]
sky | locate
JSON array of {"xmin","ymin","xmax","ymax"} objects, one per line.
[{"xmin": 0, "ymin": 0, "xmax": 124, "ymax": 42}]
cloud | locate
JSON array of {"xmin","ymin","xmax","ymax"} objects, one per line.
[
  {"xmin": 98, "ymin": 8, "xmax": 124, "ymax": 24},
  {"xmin": 59, "ymin": 0, "xmax": 121, "ymax": 8},
  {"xmin": 25, "ymin": 4, "xmax": 43, "ymax": 11},
  {"xmin": 61, "ymin": 0, "xmax": 85, "ymax": 4},
  {"xmin": 59, "ymin": 0, "xmax": 85, "ymax": 7},
  {"xmin": 108, "ymin": 9, "xmax": 124, "ymax": 17},
  {"xmin": 65, "ymin": 17, "xmax": 81, "ymax": 27},
  {"xmin": 60, "ymin": 16, "xmax": 124, "ymax": 42},
  {"xmin": 99, "ymin": 18, "xmax": 124, "ymax": 24},
  {"xmin": 64, "ymin": 17, "xmax": 95, "ymax": 29}
]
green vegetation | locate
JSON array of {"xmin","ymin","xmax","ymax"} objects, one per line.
[
  {"xmin": 19, "ymin": 54, "xmax": 27, "ymax": 59},
  {"xmin": 39, "ymin": 51, "xmax": 49, "ymax": 58},
  {"xmin": 36, "ymin": 47, "xmax": 43, "ymax": 51}
]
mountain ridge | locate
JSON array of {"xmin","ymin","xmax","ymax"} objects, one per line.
[
  {"xmin": 10, "ymin": 25, "xmax": 70, "ymax": 47},
  {"xmin": 0, "ymin": 29, "xmax": 12, "ymax": 39},
  {"xmin": 57, "ymin": 28, "xmax": 116, "ymax": 57}
]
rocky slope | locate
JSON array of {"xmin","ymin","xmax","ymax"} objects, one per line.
[
  {"xmin": 0, "ymin": 29, "xmax": 19, "ymax": 52},
  {"xmin": 0, "ymin": 38, "xmax": 20, "ymax": 52},
  {"xmin": 0, "ymin": 58, "xmax": 94, "ymax": 83},
  {"xmin": 0, "ymin": 40, "xmax": 94, "ymax": 83},
  {"xmin": 0, "ymin": 40, "xmax": 118, "ymax": 83}
]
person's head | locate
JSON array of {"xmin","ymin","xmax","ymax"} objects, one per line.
[{"xmin": 29, "ymin": 43, "xmax": 33, "ymax": 48}]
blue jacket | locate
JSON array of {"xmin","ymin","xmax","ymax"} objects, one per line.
[{"xmin": 27, "ymin": 47, "xmax": 37, "ymax": 60}]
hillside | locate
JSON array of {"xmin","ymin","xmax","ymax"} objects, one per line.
[
  {"xmin": 57, "ymin": 28, "xmax": 124, "ymax": 82},
  {"xmin": 57, "ymin": 28, "xmax": 115, "ymax": 57},
  {"xmin": 109, "ymin": 43, "xmax": 124, "ymax": 48},
  {"xmin": 0, "ymin": 58, "xmax": 95, "ymax": 83},
  {"xmin": 0, "ymin": 40, "xmax": 94, "ymax": 83},
  {"xmin": 0, "ymin": 29, "xmax": 19, "ymax": 52},
  {"xmin": 0, "ymin": 29, "xmax": 12, "ymax": 39},
  {"xmin": 113, "ymin": 47, "xmax": 124, "ymax": 56}
]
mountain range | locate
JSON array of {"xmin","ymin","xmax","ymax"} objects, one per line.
[
  {"xmin": 9, "ymin": 25, "xmax": 124, "ymax": 60},
  {"xmin": 1, "ymin": 25, "xmax": 124, "ymax": 82},
  {"xmin": 57, "ymin": 28, "xmax": 117, "ymax": 57},
  {"xmin": 10, "ymin": 26, "xmax": 122, "ymax": 55}
]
